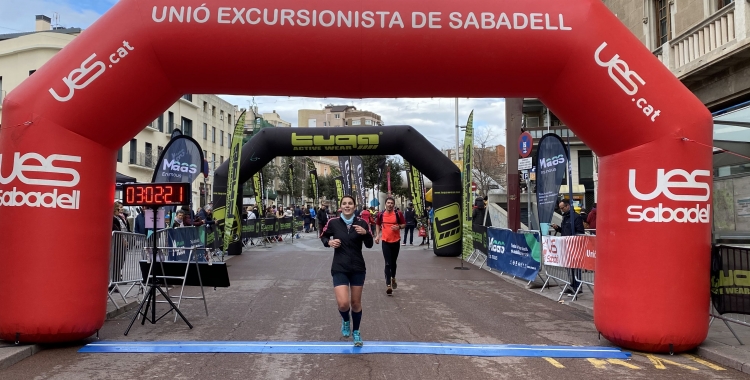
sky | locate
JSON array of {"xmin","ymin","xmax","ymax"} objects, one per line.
[{"xmin": 0, "ymin": 0, "xmax": 508, "ymax": 150}]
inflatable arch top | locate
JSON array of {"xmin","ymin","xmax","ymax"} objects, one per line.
[{"xmin": 0, "ymin": 0, "xmax": 712, "ymax": 353}]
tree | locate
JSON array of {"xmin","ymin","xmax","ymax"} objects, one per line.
[
  {"xmin": 362, "ymin": 155, "xmax": 387, "ymax": 189},
  {"xmin": 473, "ymin": 128, "xmax": 507, "ymax": 197},
  {"xmin": 379, "ymin": 157, "xmax": 409, "ymax": 198},
  {"xmin": 278, "ymin": 157, "xmax": 307, "ymax": 202}
]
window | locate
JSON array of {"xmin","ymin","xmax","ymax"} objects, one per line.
[
  {"xmin": 220, "ymin": 131, "xmax": 224, "ymax": 146},
  {"xmin": 655, "ymin": 0, "xmax": 672, "ymax": 46},
  {"xmin": 181, "ymin": 117, "xmax": 193, "ymax": 136},
  {"xmin": 228, "ymin": 114, "xmax": 232, "ymax": 125},
  {"xmin": 182, "ymin": 94, "xmax": 192, "ymax": 102},
  {"xmin": 220, "ymin": 110, "xmax": 225, "ymax": 121},
  {"xmin": 578, "ymin": 150, "xmax": 594, "ymax": 180},
  {"xmin": 117, "ymin": 147, "xmax": 122, "ymax": 163},
  {"xmin": 220, "ymin": 156, "xmax": 224, "ymax": 164},
  {"xmin": 203, "ymin": 150, "xmax": 207, "ymax": 160},
  {"xmin": 129, "ymin": 139, "xmax": 137, "ymax": 164},
  {"xmin": 212, "ymin": 127, "xmax": 216, "ymax": 142},
  {"xmin": 157, "ymin": 146, "xmax": 163, "ymax": 160},
  {"xmin": 145, "ymin": 143, "xmax": 153, "ymax": 167},
  {"xmin": 718, "ymin": 0, "xmax": 734, "ymax": 10},
  {"xmin": 28, "ymin": 70, "xmax": 36, "ymax": 76},
  {"xmin": 212, "ymin": 106, "xmax": 216, "ymax": 117},
  {"xmin": 526, "ymin": 117, "xmax": 540, "ymax": 128},
  {"xmin": 203, "ymin": 123, "xmax": 208, "ymax": 139},
  {"xmin": 203, "ymin": 101, "xmax": 208, "ymax": 112},
  {"xmin": 352, "ymin": 120, "xmax": 361, "ymax": 126},
  {"xmin": 365, "ymin": 120, "xmax": 372, "ymax": 125},
  {"xmin": 212, "ymin": 153, "xmax": 216, "ymax": 169},
  {"xmin": 228, "ymin": 133, "xmax": 232, "ymax": 145},
  {"xmin": 168, "ymin": 112, "xmax": 174, "ymax": 133},
  {"xmin": 334, "ymin": 114, "xmax": 340, "ymax": 119},
  {"xmin": 157, "ymin": 114, "xmax": 164, "ymax": 132}
]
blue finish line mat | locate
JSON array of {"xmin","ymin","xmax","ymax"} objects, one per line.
[{"xmin": 79, "ymin": 341, "xmax": 631, "ymax": 359}]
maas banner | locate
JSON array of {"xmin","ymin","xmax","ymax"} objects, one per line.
[
  {"xmin": 535, "ymin": 133, "xmax": 567, "ymax": 228},
  {"xmin": 542, "ymin": 236, "xmax": 596, "ymax": 270},
  {"xmin": 337, "ymin": 156, "xmax": 352, "ymax": 196},
  {"xmin": 712, "ymin": 245, "xmax": 750, "ymax": 315},
  {"xmin": 486, "ymin": 227, "xmax": 541, "ymax": 281},
  {"xmin": 151, "ymin": 131, "xmax": 205, "ymax": 185},
  {"xmin": 352, "ymin": 156, "xmax": 366, "ymax": 207}
]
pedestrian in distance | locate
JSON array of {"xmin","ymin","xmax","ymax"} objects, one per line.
[
  {"xmin": 551, "ymin": 199, "xmax": 586, "ymax": 296},
  {"xmin": 320, "ymin": 195, "xmax": 373, "ymax": 347},
  {"xmin": 375, "ymin": 197, "xmax": 405, "ymax": 295},
  {"xmin": 402, "ymin": 203, "xmax": 417, "ymax": 246},
  {"xmin": 586, "ymin": 203, "xmax": 597, "ymax": 235}
]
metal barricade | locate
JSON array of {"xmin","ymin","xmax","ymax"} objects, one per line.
[
  {"xmin": 573, "ymin": 270, "xmax": 595, "ymax": 300},
  {"xmin": 109, "ymin": 231, "xmax": 148, "ymax": 309}
]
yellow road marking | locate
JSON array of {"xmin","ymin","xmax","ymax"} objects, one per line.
[
  {"xmin": 543, "ymin": 357, "xmax": 565, "ymax": 368},
  {"xmin": 645, "ymin": 354, "xmax": 698, "ymax": 370},
  {"xmin": 588, "ymin": 358, "xmax": 641, "ymax": 369},
  {"xmin": 681, "ymin": 354, "xmax": 726, "ymax": 371}
]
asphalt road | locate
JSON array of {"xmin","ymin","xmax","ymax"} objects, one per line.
[{"xmin": 0, "ymin": 234, "xmax": 743, "ymax": 379}]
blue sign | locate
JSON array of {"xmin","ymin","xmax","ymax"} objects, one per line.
[
  {"xmin": 519, "ymin": 132, "xmax": 533, "ymax": 158},
  {"xmin": 486, "ymin": 228, "xmax": 541, "ymax": 281}
]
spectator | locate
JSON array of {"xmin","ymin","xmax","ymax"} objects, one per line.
[
  {"xmin": 317, "ymin": 205, "xmax": 329, "ymax": 230},
  {"xmin": 586, "ymin": 203, "xmax": 597, "ymax": 234},
  {"xmin": 134, "ymin": 207, "xmax": 146, "ymax": 235},
  {"xmin": 284, "ymin": 206, "xmax": 294, "ymax": 218},
  {"xmin": 309, "ymin": 206, "xmax": 317, "ymax": 231},
  {"xmin": 197, "ymin": 205, "xmax": 215, "ymax": 227},
  {"xmin": 472, "ymin": 197, "xmax": 492, "ymax": 227},
  {"xmin": 112, "ymin": 202, "xmax": 130, "ymax": 232},
  {"xmin": 551, "ymin": 199, "xmax": 585, "ymax": 296},
  {"xmin": 402, "ymin": 203, "xmax": 417, "ymax": 246},
  {"xmin": 172, "ymin": 210, "xmax": 185, "ymax": 228},
  {"xmin": 181, "ymin": 205, "xmax": 204, "ymax": 227},
  {"xmin": 360, "ymin": 207, "xmax": 372, "ymax": 234}
]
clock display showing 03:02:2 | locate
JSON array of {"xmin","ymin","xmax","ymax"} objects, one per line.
[{"xmin": 122, "ymin": 183, "xmax": 190, "ymax": 206}]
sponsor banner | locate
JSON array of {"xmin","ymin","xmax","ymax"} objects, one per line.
[
  {"xmin": 711, "ymin": 245, "xmax": 750, "ymax": 315},
  {"xmin": 627, "ymin": 168, "xmax": 711, "ymax": 224},
  {"xmin": 352, "ymin": 156, "xmax": 366, "ymax": 207},
  {"xmin": 542, "ymin": 235, "xmax": 596, "ymax": 271},
  {"xmin": 167, "ymin": 227, "xmax": 206, "ymax": 261},
  {"xmin": 241, "ymin": 219, "xmax": 261, "ymax": 239},
  {"xmin": 338, "ymin": 156, "xmax": 352, "ymax": 196},
  {"xmin": 151, "ymin": 133, "xmax": 205, "ymax": 185},
  {"xmin": 462, "ymin": 111, "xmax": 475, "ymax": 259},
  {"xmin": 472, "ymin": 224, "xmax": 488, "ymax": 253},
  {"xmin": 535, "ymin": 134, "xmax": 567, "ymax": 225},
  {"xmin": 224, "ymin": 111, "xmax": 246, "ymax": 249},
  {"xmin": 252, "ymin": 172, "xmax": 263, "ymax": 209},
  {"xmin": 335, "ymin": 176, "xmax": 344, "ymax": 203},
  {"xmin": 486, "ymin": 227, "xmax": 541, "ymax": 282},
  {"xmin": 408, "ymin": 162, "xmax": 425, "ymax": 219},
  {"xmin": 309, "ymin": 169, "xmax": 318, "ymax": 203}
]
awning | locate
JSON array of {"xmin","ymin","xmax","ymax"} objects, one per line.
[
  {"xmin": 115, "ymin": 172, "xmax": 137, "ymax": 190},
  {"xmin": 713, "ymin": 102, "xmax": 750, "ymax": 169},
  {"xmin": 559, "ymin": 184, "xmax": 586, "ymax": 194}
]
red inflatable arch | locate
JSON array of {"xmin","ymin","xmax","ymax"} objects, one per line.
[{"xmin": 0, "ymin": 0, "xmax": 711, "ymax": 352}]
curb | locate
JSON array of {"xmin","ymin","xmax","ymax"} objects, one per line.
[
  {"xmin": 482, "ymin": 260, "xmax": 750, "ymax": 374},
  {"xmin": 0, "ymin": 299, "xmax": 140, "ymax": 370}
]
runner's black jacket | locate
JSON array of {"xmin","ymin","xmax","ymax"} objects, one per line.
[{"xmin": 320, "ymin": 216, "xmax": 374, "ymax": 275}]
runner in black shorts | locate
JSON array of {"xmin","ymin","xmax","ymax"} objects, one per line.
[{"xmin": 320, "ymin": 195, "xmax": 373, "ymax": 347}]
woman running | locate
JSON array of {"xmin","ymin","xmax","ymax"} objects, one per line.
[{"xmin": 320, "ymin": 196, "xmax": 373, "ymax": 347}]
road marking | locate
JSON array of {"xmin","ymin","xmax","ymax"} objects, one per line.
[
  {"xmin": 544, "ymin": 357, "xmax": 565, "ymax": 368},
  {"xmin": 681, "ymin": 354, "xmax": 726, "ymax": 371},
  {"xmin": 588, "ymin": 358, "xmax": 641, "ymax": 369},
  {"xmin": 645, "ymin": 354, "xmax": 698, "ymax": 370}
]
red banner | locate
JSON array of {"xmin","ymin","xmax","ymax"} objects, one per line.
[{"xmin": 542, "ymin": 236, "xmax": 596, "ymax": 271}]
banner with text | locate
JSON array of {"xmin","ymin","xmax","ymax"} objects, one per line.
[
  {"xmin": 535, "ymin": 134, "xmax": 568, "ymax": 226},
  {"xmin": 542, "ymin": 235, "xmax": 596, "ymax": 271},
  {"xmin": 338, "ymin": 156, "xmax": 352, "ymax": 196},
  {"xmin": 309, "ymin": 169, "xmax": 319, "ymax": 204},
  {"xmin": 352, "ymin": 156, "xmax": 366, "ymax": 207},
  {"xmin": 486, "ymin": 227, "xmax": 541, "ymax": 281},
  {"xmin": 711, "ymin": 245, "xmax": 750, "ymax": 315},
  {"xmin": 335, "ymin": 176, "xmax": 344, "ymax": 204},
  {"xmin": 462, "ymin": 111, "xmax": 475, "ymax": 259},
  {"xmin": 167, "ymin": 227, "xmax": 206, "ymax": 262}
]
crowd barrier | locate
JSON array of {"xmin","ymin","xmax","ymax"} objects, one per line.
[
  {"xmin": 466, "ymin": 225, "xmax": 596, "ymax": 302},
  {"xmin": 711, "ymin": 244, "xmax": 750, "ymax": 344},
  {"xmin": 109, "ymin": 231, "xmax": 148, "ymax": 309},
  {"xmin": 239, "ymin": 217, "xmax": 304, "ymax": 246}
]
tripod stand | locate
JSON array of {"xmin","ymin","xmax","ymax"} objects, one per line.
[{"xmin": 125, "ymin": 206, "xmax": 192, "ymax": 335}]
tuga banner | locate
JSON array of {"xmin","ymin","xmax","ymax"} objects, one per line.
[
  {"xmin": 711, "ymin": 245, "xmax": 750, "ymax": 315},
  {"xmin": 462, "ymin": 111, "xmax": 474, "ymax": 259},
  {"xmin": 223, "ymin": 111, "xmax": 246, "ymax": 251},
  {"xmin": 535, "ymin": 133, "xmax": 568, "ymax": 236},
  {"xmin": 352, "ymin": 156, "xmax": 366, "ymax": 207},
  {"xmin": 338, "ymin": 156, "xmax": 352, "ymax": 196},
  {"xmin": 408, "ymin": 162, "xmax": 425, "ymax": 219},
  {"xmin": 334, "ymin": 176, "xmax": 344, "ymax": 204},
  {"xmin": 486, "ymin": 227, "xmax": 541, "ymax": 281},
  {"xmin": 542, "ymin": 236, "xmax": 596, "ymax": 270},
  {"xmin": 309, "ymin": 169, "xmax": 319, "ymax": 204}
]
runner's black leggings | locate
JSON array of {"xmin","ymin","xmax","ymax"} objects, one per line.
[{"xmin": 382, "ymin": 241, "xmax": 401, "ymax": 285}]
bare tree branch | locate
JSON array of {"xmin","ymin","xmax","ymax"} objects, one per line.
[{"xmin": 473, "ymin": 128, "xmax": 507, "ymax": 197}]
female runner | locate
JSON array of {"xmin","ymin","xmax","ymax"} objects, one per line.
[{"xmin": 320, "ymin": 196, "xmax": 373, "ymax": 346}]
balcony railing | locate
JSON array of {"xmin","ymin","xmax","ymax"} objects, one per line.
[
  {"xmin": 669, "ymin": 2, "xmax": 736, "ymax": 70},
  {"xmin": 129, "ymin": 152, "xmax": 156, "ymax": 169}
]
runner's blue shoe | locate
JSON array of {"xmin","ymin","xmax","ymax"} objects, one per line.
[
  {"xmin": 341, "ymin": 321, "xmax": 350, "ymax": 337},
  {"xmin": 353, "ymin": 330, "xmax": 363, "ymax": 347}
]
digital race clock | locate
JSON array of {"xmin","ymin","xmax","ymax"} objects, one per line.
[{"xmin": 121, "ymin": 183, "xmax": 191, "ymax": 207}]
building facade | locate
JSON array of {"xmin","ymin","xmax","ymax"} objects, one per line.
[
  {"xmin": 298, "ymin": 105, "xmax": 383, "ymax": 127},
  {"xmin": 0, "ymin": 15, "xmax": 238, "ymax": 208}
]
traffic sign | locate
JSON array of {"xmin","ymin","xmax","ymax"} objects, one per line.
[
  {"xmin": 518, "ymin": 132, "xmax": 533, "ymax": 158},
  {"xmin": 471, "ymin": 182, "xmax": 477, "ymax": 191},
  {"xmin": 521, "ymin": 171, "xmax": 530, "ymax": 181},
  {"xmin": 518, "ymin": 157, "xmax": 533, "ymax": 170}
]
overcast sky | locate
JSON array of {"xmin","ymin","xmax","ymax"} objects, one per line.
[{"xmin": 1, "ymin": 0, "xmax": 508, "ymax": 150}]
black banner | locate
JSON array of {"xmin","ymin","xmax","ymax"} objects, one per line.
[
  {"xmin": 338, "ymin": 156, "xmax": 352, "ymax": 196},
  {"xmin": 151, "ymin": 133, "xmax": 205, "ymax": 185},
  {"xmin": 310, "ymin": 169, "xmax": 319, "ymax": 204},
  {"xmin": 471, "ymin": 224, "xmax": 488, "ymax": 254},
  {"xmin": 535, "ymin": 134, "xmax": 568, "ymax": 226},
  {"xmin": 167, "ymin": 227, "xmax": 206, "ymax": 261},
  {"xmin": 352, "ymin": 156, "xmax": 366, "ymax": 207},
  {"xmin": 712, "ymin": 245, "xmax": 750, "ymax": 315}
]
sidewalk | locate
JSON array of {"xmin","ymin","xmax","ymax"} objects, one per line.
[{"xmin": 472, "ymin": 257, "xmax": 750, "ymax": 375}]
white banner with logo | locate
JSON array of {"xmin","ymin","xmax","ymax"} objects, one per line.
[{"xmin": 542, "ymin": 235, "xmax": 596, "ymax": 271}]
